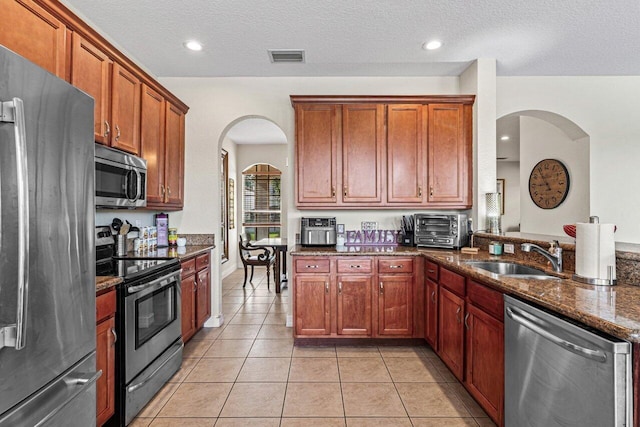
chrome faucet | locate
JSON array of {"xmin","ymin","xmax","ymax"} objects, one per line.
[{"xmin": 521, "ymin": 240, "xmax": 563, "ymax": 273}]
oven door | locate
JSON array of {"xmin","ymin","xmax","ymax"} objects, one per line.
[{"xmin": 123, "ymin": 269, "xmax": 181, "ymax": 383}]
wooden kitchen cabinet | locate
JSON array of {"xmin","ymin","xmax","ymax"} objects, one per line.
[
  {"xmin": 71, "ymin": 34, "xmax": 112, "ymax": 144},
  {"xmin": 377, "ymin": 274, "xmax": 413, "ymax": 336},
  {"xmin": 438, "ymin": 286, "xmax": 465, "ymax": 381},
  {"xmin": 295, "ymin": 104, "xmax": 340, "ymax": 205},
  {"xmin": 1, "ymin": 0, "xmax": 67, "ymax": 79},
  {"xmin": 291, "ymin": 96, "xmax": 474, "ymax": 209},
  {"xmin": 163, "ymin": 101, "xmax": 185, "ymax": 207},
  {"xmin": 110, "ymin": 63, "xmax": 141, "ymax": 155},
  {"xmin": 465, "ymin": 280, "xmax": 504, "ymax": 426},
  {"xmin": 426, "ymin": 103, "xmax": 472, "ymax": 206},
  {"xmin": 195, "ymin": 253, "xmax": 211, "ymax": 329},
  {"xmin": 180, "ymin": 253, "xmax": 211, "ymax": 343},
  {"xmin": 341, "ymin": 104, "xmax": 385, "ymax": 203},
  {"xmin": 336, "ymin": 257, "xmax": 374, "ymax": 336},
  {"xmin": 386, "ymin": 104, "xmax": 425, "ymax": 204},
  {"xmin": 294, "ymin": 273, "xmax": 331, "ymax": 336},
  {"xmin": 96, "ymin": 289, "xmax": 116, "ymax": 426},
  {"xmin": 140, "ymin": 84, "xmax": 166, "ymax": 205}
]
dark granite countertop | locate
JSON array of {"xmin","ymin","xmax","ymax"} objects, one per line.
[
  {"xmin": 94, "ymin": 245, "xmax": 214, "ymax": 295},
  {"xmin": 96, "ymin": 276, "xmax": 122, "ymax": 293},
  {"xmin": 291, "ymin": 244, "xmax": 640, "ymax": 342}
]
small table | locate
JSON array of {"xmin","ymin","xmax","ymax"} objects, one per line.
[{"xmin": 250, "ymin": 237, "xmax": 288, "ymax": 293}]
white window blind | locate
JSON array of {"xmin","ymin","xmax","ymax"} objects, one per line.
[{"xmin": 242, "ymin": 164, "xmax": 281, "ymax": 228}]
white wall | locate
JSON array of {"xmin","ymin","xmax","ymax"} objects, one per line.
[
  {"xmin": 497, "ymin": 161, "xmax": 520, "ymax": 232},
  {"xmin": 221, "ymin": 138, "xmax": 238, "ymax": 279},
  {"xmin": 497, "ymin": 76, "xmax": 640, "ymax": 243},
  {"xmin": 519, "ymin": 116, "xmax": 589, "ymax": 236}
]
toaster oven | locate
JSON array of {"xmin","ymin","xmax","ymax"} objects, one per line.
[{"xmin": 414, "ymin": 213, "xmax": 468, "ymax": 249}]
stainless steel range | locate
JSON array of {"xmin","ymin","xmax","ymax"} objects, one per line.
[{"xmin": 96, "ymin": 226, "xmax": 183, "ymax": 426}]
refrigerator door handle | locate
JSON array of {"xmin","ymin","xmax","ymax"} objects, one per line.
[{"xmin": 0, "ymin": 97, "xmax": 30, "ymax": 351}]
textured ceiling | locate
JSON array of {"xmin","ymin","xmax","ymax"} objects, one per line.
[{"xmin": 61, "ymin": 0, "xmax": 640, "ymax": 78}]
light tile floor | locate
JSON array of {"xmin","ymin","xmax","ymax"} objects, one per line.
[{"xmin": 131, "ymin": 269, "xmax": 497, "ymax": 427}]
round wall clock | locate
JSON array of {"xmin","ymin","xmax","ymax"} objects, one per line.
[{"xmin": 528, "ymin": 158, "xmax": 570, "ymax": 209}]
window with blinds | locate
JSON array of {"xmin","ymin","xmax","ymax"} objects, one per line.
[{"xmin": 242, "ymin": 164, "xmax": 281, "ymax": 239}]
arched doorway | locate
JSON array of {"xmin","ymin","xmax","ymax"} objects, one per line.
[
  {"xmin": 496, "ymin": 110, "xmax": 589, "ymax": 236},
  {"xmin": 216, "ymin": 116, "xmax": 288, "ymax": 279}
]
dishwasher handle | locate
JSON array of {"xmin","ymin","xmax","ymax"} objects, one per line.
[{"xmin": 506, "ymin": 306, "xmax": 607, "ymax": 363}]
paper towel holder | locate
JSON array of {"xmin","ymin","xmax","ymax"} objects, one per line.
[{"xmin": 572, "ymin": 215, "xmax": 617, "ymax": 286}]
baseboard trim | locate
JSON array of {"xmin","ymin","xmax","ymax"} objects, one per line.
[{"xmin": 286, "ymin": 314, "xmax": 293, "ymax": 328}]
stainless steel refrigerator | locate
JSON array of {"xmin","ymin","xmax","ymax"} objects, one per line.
[{"xmin": 0, "ymin": 45, "xmax": 98, "ymax": 426}]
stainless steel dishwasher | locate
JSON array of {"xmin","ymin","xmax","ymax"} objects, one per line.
[{"xmin": 504, "ymin": 295, "xmax": 632, "ymax": 427}]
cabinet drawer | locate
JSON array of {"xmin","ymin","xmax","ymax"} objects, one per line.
[
  {"xmin": 425, "ymin": 261, "xmax": 439, "ymax": 281},
  {"xmin": 196, "ymin": 253, "xmax": 210, "ymax": 270},
  {"xmin": 467, "ymin": 280, "xmax": 504, "ymax": 321},
  {"xmin": 440, "ymin": 267, "xmax": 465, "ymax": 297},
  {"xmin": 337, "ymin": 258, "xmax": 373, "ymax": 274},
  {"xmin": 295, "ymin": 258, "xmax": 331, "ymax": 273},
  {"xmin": 378, "ymin": 258, "xmax": 414, "ymax": 274},
  {"xmin": 96, "ymin": 289, "xmax": 116, "ymax": 323},
  {"xmin": 181, "ymin": 258, "xmax": 196, "ymax": 277}
]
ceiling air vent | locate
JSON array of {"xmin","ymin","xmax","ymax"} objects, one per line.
[{"xmin": 268, "ymin": 49, "xmax": 305, "ymax": 63}]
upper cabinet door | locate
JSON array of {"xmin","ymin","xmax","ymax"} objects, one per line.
[
  {"xmin": 164, "ymin": 101, "xmax": 185, "ymax": 207},
  {"xmin": 427, "ymin": 104, "xmax": 471, "ymax": 206},
  {"xmin": 111, "ymin": 63, "xmax": 141, "ymax": 155},
  {"xmin": 140, "ymin": 84, "xmax": 166, "ymax": 206},
  {"xmin": 71, "ymin": 34, "xmax": 112, "ymax": 144},
  {"xmin": 296, "ymin": 104, "xmax": 340, "ymax": 204},
  {"xmin": 1, "ymin": 0, "xmax": 67, "ymax": 78},
  {"xmin": 342, "ymin": 104, "xmax": 385, "ymax": 203},
  {"xmin": 387, "ymin": 104, "xmax": 425, "ymax": 203}
]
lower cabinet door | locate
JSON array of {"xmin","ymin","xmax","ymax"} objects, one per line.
[
  {"xmin": 96, "ymin": 316, "xmax": 115, "ymax": 426},
  {"xmin": 377, "ymin": 275, "xmax": 413, "ymax": 336},
  {"xmin": 196, "ymin": 267, "xmax": 211, "ymax": 329},
  {"xmin": 438, "ymin": 287, "xmax": 465, "ymax": 380},
  {"xmin": 337, "ymin": 275, "xmax": 372, "ymax": 336},
  {"xmin": 425, "ymin": 278, "xmax": 439, "ymax": 350},
  {"xmin": 181, "ymin": 274, "xmax": 196, "ymax": 341},
  {"xmin": 294, "ymin": 275, "xmax": 331, "ymax": 336},
  {"xmin": 465, "ymin": 303, "xmax": 504, "ymax": 426}
]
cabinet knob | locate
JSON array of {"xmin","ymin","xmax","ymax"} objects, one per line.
[
  {"xmin": 430, "ymin": 186, "xmax": 434, "ymax": 197},
  {"xmin": 389, "ymin": 265, "xmax": 402, "ymax": 269},
  {"xmin": 110, "ymin": 327, "xmax": 117, "ymax": 345},
  {"xmin": 464, "ymin": 312, "xmax": 470, "ymax": 330},
  {"xmin": 306, "ymin": 265, "xmax": 319, "ymax": 269},
  {"xmin": 338, "ymin": 282, "xmax": 342, "ymax": 294},
  {"xmin": 104, "ymin": 121, "xmax": 110, "ymax": 138},
  {"xmin": 418, "ymin": 186, "xmax": 422, "ymax": 197},
  {"xmin": 379, "ymin": 282, "xmax": 384, "ymax": 295},
  {"xmin": 456, "ymin": 306, "xmax": 462, "ymax": 323},
  {"xmin": 343, "ymin": 185, "xmax": 348, "ymax": 197},
  {"xmin": 431, "ymin": 291, "xmax": 436, "ymax": 304},
  {"xmin": 331, "ymin": 186, "xmax": 336, "ymax": 198},
  {"xmin": 114, "ymin": 125, "xmax": 121, "ymax": 142},
  {"xmin": 349, "ymin": 265, "xmax": 361, "ymax": 269},
  {"xmin": 325, "ymin": 282, "xmax": 329, "ymax": 294}
]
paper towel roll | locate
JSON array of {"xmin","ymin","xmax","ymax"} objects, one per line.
[{"xmin": 575, "ymin": 222, "xmax": 616, "ymax": 281}]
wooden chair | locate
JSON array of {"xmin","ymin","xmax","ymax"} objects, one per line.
[{"xmin": 238, "ymin": 233, "xmax": 276, "ymax": 289}]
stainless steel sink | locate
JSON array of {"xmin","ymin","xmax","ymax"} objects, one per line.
[{"xmin": 464, "ymin": 261, "xmax": 558, "ymax": 279}]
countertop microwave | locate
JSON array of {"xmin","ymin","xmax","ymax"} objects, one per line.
[{"xmin": 95, "ymin": 144, "xmax": 147, "ymax": 208}]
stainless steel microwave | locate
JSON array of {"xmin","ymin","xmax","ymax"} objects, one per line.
[{"xmin": 95, "ymin": 144, "xmax": 147, "ymax": 208}]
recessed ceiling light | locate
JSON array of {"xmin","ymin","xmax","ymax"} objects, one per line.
[
  {"xmin": 184, "ymin": 40, "xmax": 203, "ymax": 51},
  {"xmin": 423, "ymin": 40, "xmax": 442, "ymax": 50},
  {"xmin": 500, "ymin": 135, "xmax": 510, "ymax": 141}
]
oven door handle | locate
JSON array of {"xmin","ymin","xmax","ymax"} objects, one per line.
[
  {"xmin": 127, "ymin": 341, "xmax": 183, "ymax": 393},
  {"xmin": 127, "ymin": 270, "xmax": 182, "ymax": 295}
]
